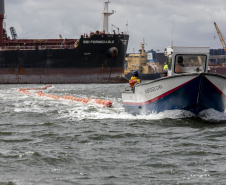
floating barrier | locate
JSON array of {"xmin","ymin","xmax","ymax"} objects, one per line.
[{"xmin": 18, "ymin": 85, "xmax": 112, "ymax": 108}]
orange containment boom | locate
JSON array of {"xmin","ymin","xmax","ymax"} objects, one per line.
[{"xmin": 18, "ymin": 85, "xmax": 113, "ymax": 108}]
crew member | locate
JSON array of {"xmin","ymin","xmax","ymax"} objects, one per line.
[
  {"xmin": 175, "ymin": 56, "xmax": 185, "ymax": 73},
  {"xmin": 163, "ymin": 62, "xmax": 168, "ymax": 77},
  {"xmin": 129, "ymin": 70, "xmax": 141, "ymax": 88}
]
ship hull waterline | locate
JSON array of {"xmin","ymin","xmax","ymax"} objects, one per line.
[{"xmin": 0, "ymin": 68, "xmax": 127, "ymax": 83}]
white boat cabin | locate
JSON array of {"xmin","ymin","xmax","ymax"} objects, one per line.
[{"xmin": 165, "ymin": 46, "xmax": 210, "ymax": 77}]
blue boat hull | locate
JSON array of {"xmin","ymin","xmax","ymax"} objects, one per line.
[{"xmin": 122, "ymin": 73, "xmax": 226, "ymax": 115}]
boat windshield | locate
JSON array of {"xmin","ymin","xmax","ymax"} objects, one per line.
[{"xmin": 174, "ymin": 54, "xmax": 207, "ymax": 73}]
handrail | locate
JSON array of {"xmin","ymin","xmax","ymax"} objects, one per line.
[{"xmin": 0, "ymin": 44, "xmax": 76, "ymax": 50}]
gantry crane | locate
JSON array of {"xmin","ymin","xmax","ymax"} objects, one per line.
[{"xmin": 214, "ymin": 22, "xmax": 226, "ymax": 53}]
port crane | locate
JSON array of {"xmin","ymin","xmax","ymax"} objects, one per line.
[
  {"xmin": 9, "ymin": 27, "xmax": 18, "ymax": 40},
  {"xmin": 214, "ymin": 22, "xmax": 226, "ymax": 53}
]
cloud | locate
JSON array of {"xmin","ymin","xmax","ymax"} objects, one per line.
[{"xmin": 4, "ymin": 0, "xmax": 226, "ymax": 52}]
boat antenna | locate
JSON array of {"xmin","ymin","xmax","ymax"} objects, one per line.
[
  {"xmin": 126, "ymin": 20, "xmax": 129, "ymax": 34},
  {"xmin": 171, "ymin": 17, "xmax": 174, "ymax": 47}
]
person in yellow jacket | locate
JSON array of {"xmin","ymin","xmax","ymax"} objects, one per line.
[
  {"xmin": 163, "ymin": 62, "xmax": 168, "ymax": 77},
  {"xmin": 129, "ymin": 70, "xmax": 141, "ymax": 88}
]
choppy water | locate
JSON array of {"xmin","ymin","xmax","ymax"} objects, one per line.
[{"xmin": 1, "ymin": 84, "xmax": 226, "ymax": 185}]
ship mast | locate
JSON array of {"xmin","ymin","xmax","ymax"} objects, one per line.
[
  {"xmin": 141, "ymin": 39, "xmax": 145, "ymax": 55},
  {"xmin": 0, "ymin": 0, "xmax": 5, "ymax": 46},
  {"xmin": 103, "ymin": 1, "xmax": 114, "ymax": 34}
]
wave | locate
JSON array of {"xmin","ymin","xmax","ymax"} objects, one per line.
[{"xmin": 1, "ymin": 85, "xmax": 226, "ymax": 123}]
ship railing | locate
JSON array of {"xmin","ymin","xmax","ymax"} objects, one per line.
[{"xmin": 0, "ymin": 45, "xmax": 76, "ymax": 50}]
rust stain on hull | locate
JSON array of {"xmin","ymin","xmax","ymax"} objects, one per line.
[
  {"xmin": 209, "ymin": 66, "xmax": 226, "ymax": 77},
  {"xmin": 0, "ymin": 68, "xmax": 127, "ymax": 84}
]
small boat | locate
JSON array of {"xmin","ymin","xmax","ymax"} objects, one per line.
[{"xmin": 121, "ymin": 46, "xmax": 226, "ymax": 115}]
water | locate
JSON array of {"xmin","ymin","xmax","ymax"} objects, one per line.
[{"xmin": 1, "ymin": 84, "xmax": 226, "ymax": 185}]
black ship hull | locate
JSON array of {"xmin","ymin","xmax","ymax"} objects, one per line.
[
  {"xmin": 0, "ymin": 34, "xmax": 129, "ymax": 83},
  {"xmin": 125, "ymin": 72, "xmax": 162, "ymax": 81}
]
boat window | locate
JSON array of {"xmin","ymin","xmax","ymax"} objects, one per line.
[
  {"xmin": 167, "ymin": 55, "xmax": 172, "ymax": 70},
  {"xmin": 174, "ymin": 54, "xmax": 207, "ymax": 73}
]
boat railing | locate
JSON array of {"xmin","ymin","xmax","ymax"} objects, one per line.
[
  {"xmin": 123, "ymin": 85, "xmax": 133, "ymax": 92},
  {"xmin": 0, "ymin": 45, "xmax": 76, "ymax": 51}
]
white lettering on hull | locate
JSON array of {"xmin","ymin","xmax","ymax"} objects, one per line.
[{"xmin": 83, "ymin": 40, "xmax": 115, "ymax": 44}]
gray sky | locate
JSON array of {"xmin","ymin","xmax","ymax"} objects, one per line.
[{"xmin": 4, "ymin": 0, "xmax": 226, "ymax": 53}]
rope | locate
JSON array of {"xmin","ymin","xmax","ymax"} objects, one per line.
[{"xmin": 18, "ymin": 85, "xmax": 113, "ymax": 108}]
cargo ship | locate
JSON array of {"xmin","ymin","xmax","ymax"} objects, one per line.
[
  {"xmin": 124, "ymin": 40, "xmax": 162, "ymax": 81},
  {"xmin": 0, "ymin": 0, "xmax": 129, "ymax": 83}
]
